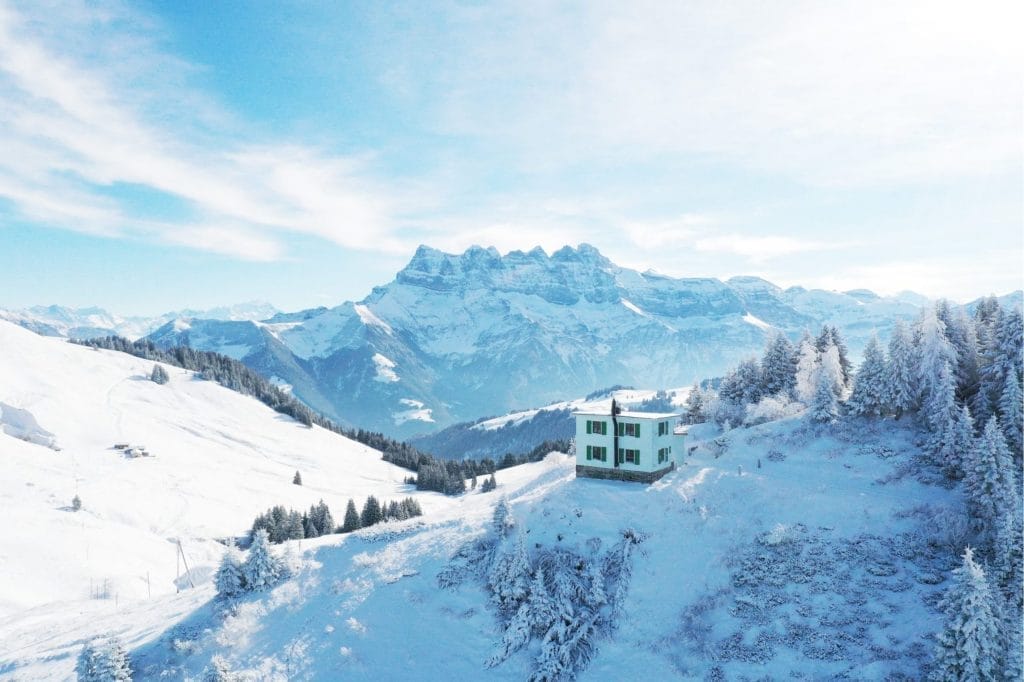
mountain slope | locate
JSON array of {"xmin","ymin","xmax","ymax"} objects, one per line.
[
  {"xmin": 8, "ymin": 414, "xmax": 956, "ymax": 681},
  {"xmin": 145, "ymin": 245, "xmax": 930, "ymax": 438},
  {"xmin": 0, "ymin": 320, "xmax": 445, "ymax": 623}
]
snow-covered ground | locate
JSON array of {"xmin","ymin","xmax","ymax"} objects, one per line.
[
  {"xmin": 3, "ymin": 344, "xmax": 956, "ymax": 681},
  {"xmin": 0, "ymin": 320, "xmax": 453, "ymax": 662}
]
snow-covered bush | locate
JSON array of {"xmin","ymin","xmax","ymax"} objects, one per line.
[
  {"xmin": 76, "ymin": 636, "xmax": 132, "ymax": 681},
  {"xmin": 744, "ymin": 395, "xmax": 802, "ymax": 425}
]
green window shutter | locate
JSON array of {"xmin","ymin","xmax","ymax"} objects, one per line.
[
  {"xmin": 617, "ymin": 422, "xmax": 624, "ymax": 436},
  {"xmin": 636, "ymin": 423, "xmax": 640, "ymax": 437},
  {"xmin": 586, "ymin": 445, "xmax": 592, "ymax": 460},
  {"xmin": 586, "ymin": 421, "xmax": 592, "ymax": 434},
  {"xmin": 636, "ymin": 450, "xmax": 641, "ymax": 465}
]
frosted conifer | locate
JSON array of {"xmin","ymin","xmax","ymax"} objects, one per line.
[
  {"xmin": 214, "ymin": 546, "xmax": 245, "ymax": 599},
  {"xmin": 794, "ymin": 337, "xmax": 819, "ymax": 405},
  {"xmin": 242, "ymin": 529, "xmax": 281, "ymax": 591},
  {"xmin": 493, "ymin": 497, "xmax": 513, "ymax": 538},
  {"xmin": 77, "ymin": 637, "xmax": 132, "ymax": 681},
  {"xmin": 848, "ymin": 335, "xmax": 888, "ymax": 417},
  {"xmin": 341, "ymin": 499, "xmax": 361, "ymax": 533},
  {"xmin": 964, "ymin": 417, "xmax": 1016, "ymax": 535},
  {"xmin": 886, "ymin": 320, "xmax": 917, "ymax": 417},
  {"xmin": 998, "ymin": 371, "xmax": 1022, "ymax": 457},
  {"xmin": 931, "ymin": 547, "xmax": 1003, "ymax": 681},
  {"xmin": 489, "ymin": 530, "xmax": 531, "ymax": 615}
]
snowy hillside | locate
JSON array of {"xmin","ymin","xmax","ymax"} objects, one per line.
[
  {"xmin": 0, "ymin": 320, "xmax": 442, "ymax": 642},
  {"xmin": 4, "ymin": 410, "xmax": 968, "ymax": 680},
  {"xmin": 142, "ymin": 244, "xmax": 941, "ymax": 438}
]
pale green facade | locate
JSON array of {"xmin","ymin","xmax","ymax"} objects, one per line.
[{"xmin": 574, "ymin": 410, "xmax": 683, "ymax": 481}]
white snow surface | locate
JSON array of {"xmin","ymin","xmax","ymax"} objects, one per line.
[
  {"xmin": 743, "ymin": 312, "xmax": 773, "ymax": 331},
  {"xmin": 0, "ymin": 320, "xmax": 434, "ymax": 622},
  {"xmin": 4, "ymin": 408, "xmax": 955, "ymax": 680},
  {"xmin": 371, "ymin": 353, "xmax": 399, "ymax": 383},
  {"xmin": 393, "ymin": 398, "xmax": 434, "ymax": 425},
  {"xmin": 353, "ymin": 303, "xmax": 393, "ymax": 335}
]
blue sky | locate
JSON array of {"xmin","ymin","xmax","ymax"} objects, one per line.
[{"xmin": 0, "ymin": 0, "xmax": 1020, "ymax": 315}]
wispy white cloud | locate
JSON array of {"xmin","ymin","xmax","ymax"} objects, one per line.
[
  {"xmin": 694, "ymin": 234, "xmax": 854, "ymax": 263},
  {"xmin": 0, "ymin": 0, "xmax": 399, "ymax": 261}
]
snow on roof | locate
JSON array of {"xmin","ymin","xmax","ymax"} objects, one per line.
[{"xmin": 572, "ymin": 409, "xmax": 680, "ymax": 420}]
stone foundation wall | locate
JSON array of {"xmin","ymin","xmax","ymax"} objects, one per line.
[{"xmin": 575, "ymin": 462, "xmax": 674, "ymax": 483}]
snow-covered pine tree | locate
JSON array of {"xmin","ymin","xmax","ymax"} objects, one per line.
[
  {"xmin": 214, "ymin": 546, "xmax": 245, "ymax": 599},
  {"xmin": 292, "ymin": 470, "xmax": 302, "ymax": 486},
  {"xmin": 998, "ymin": 370, "xmax": 1022, "ymax": 458},
  {"xmin": 684, "ymin": 381, "xmax": 704, "ymax": 423},
  {"xmin": 794, "ymin": 336, "xmax": 819, "ymax": 405},
  {"xmin": 76, "ymin": 637, "xmax": 132, "ymax": 682},
  {"xmin": 991, "ymin": 499, "xmax": 1023, "ymax": 614},
  {"xmin": 360, "ymin": 495, "xmax": 383, "ymax": 527},
  {"xmin": 924, "ymin": 359, "xmax": 960, "ymax": 468},
  {"xmin": 963, "ymin": 417, "xmax": 1017, "ymax": 542},
  {"xmin": 489, "ymin": 529, "xmax": 532, "ymax": 615},
  {"xmin": 810, "ymin": 364, "xmax": 839, "ymax": 424},
  {"xmin": 826, "ymin": 325, "xmax": 852, "ymax": 388},
  {"xmin": 936, "ymin": 302, "xmax": 980, "ymax": 403},
  {"xmin": 848, "ymin": 335, "xmax": 888, "ymax": 417},
  {"xmin": 342, "ymin": 499, "xmax": 361, "ymax": 533},
  {"xmin": 72, "ymin": 494, "xmax": 82, "ymax": 511},
  {"xmin": 242, "ymin": 528, "xmax": 281, "ymax": 591},
  {"xmin": 493, "ymin": 497, "xmax": 514, "ymax": 538},
  {"xmin": 886, "ymin": 319, "xmax": 917, "ymax": 418},
  {"xmin": 917, "ymin": 306, "xmax": 957, "ymax": 417},
  {"xmin": 760, "ymin": 333, "xmax": 797, "ymax": 397},
  {"xmin": 150, "ymin": 364, "xmax": 169, "ymax": 385},
  {"xmin": 930, "ymin": 547, "xmax": 1004, "ymax": 681},
  {"xmin": 941, "ymin": 406, "xmax": 975, "ymax": 480}
]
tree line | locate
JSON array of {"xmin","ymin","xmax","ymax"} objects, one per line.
[{"xmin": 250, "ymin": 496, "xmax": 424, "ymax": 544}]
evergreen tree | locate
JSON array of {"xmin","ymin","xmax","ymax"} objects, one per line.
[
  {"xmin": 936, "ymin": 302, "xmax": 980, "ymax": 403},
  {"xmin": 761, "ymin": 333, "xmax": 797, "ymax": 397},
  {"xmin": 481, "ymin": 474, "xmax": 498, "ymax": 492},
  {"xmin": 998, "ymin": 370, "xmax": 1022, "ymax": 458},
  {"xmin": 684, "ymin": 382, "xmax": 704, "ymax": 423},
  {"xmin": 361, "ymin": 495, "xmax": 383, "ymax": 527},
  {"xmin": 931, "ymin": 547, "xmax": 1004, "ymax": 681},
  {"xmin": 924, "ymin": 359, "xmax": 960, "ymax": 469},
  {"xmin": 242, "ymin": 529, "xmax": 281, "ymax": 591},
  {"xmin": 76, "ymin": 637, "xmax": 132, "ymax": 681},
  {"xmin": 848, "ymin": 335, "xmax": 888, "ymax": 417},
  {"xmin": 886, "ymin": 320, "xmax": 917, "ymax": 417},
  {"xmin": 489, "ymin": 530, "xmax": 532, "ymax": 615},
  {"xmin": 991, "ymin": 501, "xmax": 1023, "ymax": 613},
  {"xmin": 493, "ymin": 497, "xmax": 513, "ymax": 538},
  {"xmin": 794, "ymin": 336, "xmax": 819, "ymax": 404},
  {"xmin": 341, "ymin": 499, "xmax": 361, "ymax": 533},
  {"xmin": 810, "ymin": 364, "xmax": 839, "ymax": 423},
  {"xmin": 72, "ymin": 494, "xmax": 82, "ymax": 511},
  {"xmin": 941, "ymin": 406, "xmax": 975, "ymax": 480},
  {"xmin": 150, "ymin": 364, "xmax": 169, "ymax": 385},
  {"xmin": 963, "ymin": 417, "xmax": 1017, "ymax": 541},
  {"xmin": 292, "ymin": 470, "xmax": 302, "ymax": 486},
  {"xmin": 284, "ymin": 510, "xmax": 304, "ymax": 540},
  {"xmin": 917, "ymin": 306, "xmax": 957, "ymax": 414},
  {"xmin": 214, "ymin": 546, "xmax": 245, "ymax": 599}
]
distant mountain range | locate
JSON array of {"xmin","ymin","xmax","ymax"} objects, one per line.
[
  {"xmin": 3, "ymin": 245, "xmax": 1019, "ymax": 438},
  {"xmin": 0, "ymin": 301, "xmax": 278, "ymax": 340}
]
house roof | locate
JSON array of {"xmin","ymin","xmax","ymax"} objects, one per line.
[{"xmin": 572, "ymin": 410, "xmax": 680, "ymax": 420}]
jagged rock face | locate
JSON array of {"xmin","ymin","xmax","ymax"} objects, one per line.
[{"xmin": 141, "ymin": 244, "xmax": 929, "ymax": 438}]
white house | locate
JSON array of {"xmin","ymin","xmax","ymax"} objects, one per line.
[{"xmin": 573, "ymin": 401, "xmax": 684, "ymax": 483}]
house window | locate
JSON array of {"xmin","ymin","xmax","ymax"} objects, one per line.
[
  {"xmin": 618, "ymin": 422, "xmax": 640, "ymax": 437},
  {"xmin": 657, "ymin": 446, "xmax": 673, "ymax": 463},
  {"xmin": 658, "ymin": 421, "xmax": 669, "ymax": 436},
  {"xmin": 586, "ymin": 445, "xmax": 608, "ymax": 462},
  {"xmin": 585, "ymin": 420, "xmax": 607, "ymax": 435},
  {"xmin": 617, "ymin": 448, "xmax": 640, "ymax": 464}
]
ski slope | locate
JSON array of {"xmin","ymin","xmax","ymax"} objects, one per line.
[{"xmin": 0, "ymin": 320, "xmax": 441, "ymax": 621}]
